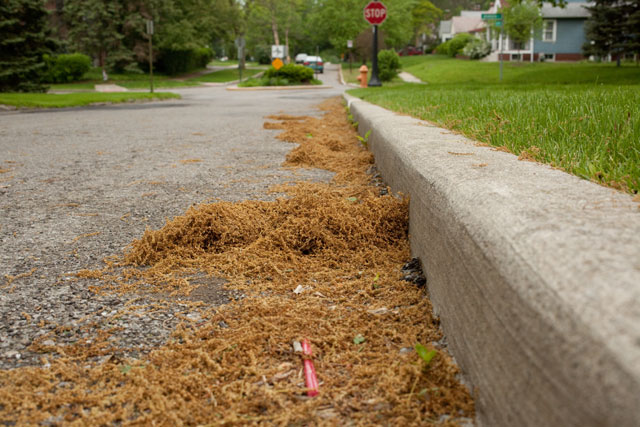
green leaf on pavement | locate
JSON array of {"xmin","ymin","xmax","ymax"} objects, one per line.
[
  {"xmin": 415, "ymin": 343, "xmax": 437, "ymax": 366},
  {"xmin": 353, "ymin": 334, "xmax": 366, "ymax": 345}
]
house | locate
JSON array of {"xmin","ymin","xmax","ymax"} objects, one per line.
[
  {"xmin": 495, "ymin": 0, "xmax": 591, "ymax": 61},
  {"xmin": 438, "ymin": 15, "xmax": 485, "ymax": 43},
  {"xmin": 438, "ymin": 0, "xmax": 592, "ymax": 62}
]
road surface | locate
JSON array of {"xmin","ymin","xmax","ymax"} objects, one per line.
[{"xmin": 0, "ymin": 64, "xmax": 344, "ymax": 369}]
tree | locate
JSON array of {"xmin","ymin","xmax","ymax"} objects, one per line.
[
  {"xmin": 501, "ymin": 0, "xmax": 542, "ymax": 61},
  {"xmin": 411, "ymin": 0, "xmax": 443, "ymax": 48},
  {"xmin": 583, "ymin": 0, "xmax": 640, "ymax": 65},
  {"xmin": 0, "ymin": 0, "xmax": 55, "ymax": 92},
  {"xmin": 64, "ymin": 0, "xmax": 133, "ymax": 77}
]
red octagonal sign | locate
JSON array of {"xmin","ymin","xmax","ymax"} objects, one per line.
[{"xmin": 364, "ymin": 1, "xmax": 387, "ymax": 25}]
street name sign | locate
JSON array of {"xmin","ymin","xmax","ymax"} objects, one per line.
[
  {"xmin": 481, "ymin": 13, "xmax": 502, "ymax": 20},
  {"xmin": 364, "ymin": 1, "xmax": 387, "ymax": 26}
]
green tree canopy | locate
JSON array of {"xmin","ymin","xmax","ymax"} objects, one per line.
[
  {"xmin": 0, "ymin": 0, "xmax": 55, "ymax": 92},
  {"xmin": 500, "ymin": 0, "xmax": 542, "ymax": 59}
]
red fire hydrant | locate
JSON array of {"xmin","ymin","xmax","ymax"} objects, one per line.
[{"xmin": 357, "ymin": 65, "xmax": 368, "ymax": 88}]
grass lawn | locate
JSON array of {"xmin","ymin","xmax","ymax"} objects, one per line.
[
  {"xmin": 49, "ymin": 67, "xmax": 203, "ymax": 91},
  {"xmin": 188, "ymin": 68, "xmax": 263, "ymax": 83},
  {"xmin": 0, "ymin": 92, "xmax": 180, "ymax": 108},
  {"xmin": 348, "ymin": 55, "xmax": 640, "ymax": 194}
]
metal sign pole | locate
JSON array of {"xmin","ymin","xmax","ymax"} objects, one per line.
[
  {"xmin": 369, "ymin": 25, "xmax": 381, "ymax": 87},
  {"xmin": 500, "ymin": 27, "xmax": 504, "ymax": 82}
]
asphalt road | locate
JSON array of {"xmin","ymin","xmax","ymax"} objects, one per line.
[{"xmin": 0, "ymin": 64, "xmax": 345, "ymax": 368}]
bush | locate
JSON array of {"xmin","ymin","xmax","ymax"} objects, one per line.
[
  {"xmin": 462, "ymin": 38, "xmax": 491, "ymax": 59},
  {"xmin": 435, "ymin": 33, "xmax": 474, "ymax": 57},
  {"xmin": 157, "ymin": 48, "xmax": 214, "ymax": 75},
  {"xmin": 435, "ymin": 40, "xmax": 451, "ymax": 55},
  {"xmin": 264, "ymin": 64, "xmax": 314, "ymax": 83},
  {"xmin": 193, "ymin": 47, "xmax": 214, "ymax": 68},
  {"xmin": 44, "ymin": 53, "xmax": 91, "ymax": 83},
  {"xmin": 377, "ymin": 49, "xmax": 401, "ymax": 82},
  {"xmin": 253, "ymin": 45, "xmax": 272, "ymax": 65}
]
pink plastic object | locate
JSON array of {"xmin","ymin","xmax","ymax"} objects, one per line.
[{"xmin": 301, "ymin": 339, "xmax": 319, "ymax": 397}]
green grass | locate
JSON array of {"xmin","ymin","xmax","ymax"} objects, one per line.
[
  {"xmin": 188, "ymin": 68, "xmax": 262, "ymax": 83},
  {"xmin": 348, "ymin": 56, "xmax": 640, "ymax": 194},
  {"xmin": 400, "ymin": 54, "xmax": 640, "ymax": 85},
  {"xmin": 0, "ymin": 92, "xmax": 180, "ymax": 108}
]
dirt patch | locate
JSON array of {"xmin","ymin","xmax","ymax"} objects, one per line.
[{"xmin": 0, "ymin": 98, "xmax": 474, "ymax": 425}]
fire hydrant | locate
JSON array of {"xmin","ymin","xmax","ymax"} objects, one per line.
[{"xmin": 357, "ymin": 65, "xmax": 368, "ymax": 88}]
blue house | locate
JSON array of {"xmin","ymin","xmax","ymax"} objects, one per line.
[{"xmin": 493, "ymin": 0, "xmax": 591, "ymax": 61}]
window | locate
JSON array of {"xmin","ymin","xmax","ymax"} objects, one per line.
[{"xmin": 543, "ymin": 20, "xmax": 556, "ymax": 42}]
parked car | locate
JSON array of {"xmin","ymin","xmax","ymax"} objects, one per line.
[
  {"xmin": 303, "ymin": 56, "xmax": 323, "ymax": 73},
  {"xmin": 398, "ymin": 46, "xmax": 423, "ymax": 56},
  {"xmin": 295, "ymin": 53, "xmax": 308, "ymax": 64}
]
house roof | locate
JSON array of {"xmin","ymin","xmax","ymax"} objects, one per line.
[
  {"xmin": 541, "ymin": 2, "xmax": 592, "ymax": 18},
  {"xmin": 451, "ymin": 16, "xmax": 485, "ymax": 34}
]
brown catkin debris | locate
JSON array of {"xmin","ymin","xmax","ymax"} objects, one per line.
[{"xmin": 0, "ymin": 97, "xmax": 474, "ymax": 426}]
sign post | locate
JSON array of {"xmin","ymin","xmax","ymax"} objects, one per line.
[
  {"xmin": 363, "ymin": 1, "xmax": 387, "ymax": 87},
  {"xmin": 146, "ymin": 20, "xmax": 154, "ymax": 93},
  {"xmin": 481, "ymin": 13, "xmax": 503, "ymax": 81}
]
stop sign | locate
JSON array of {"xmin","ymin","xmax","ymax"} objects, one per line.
[{"xmin": 363, "ymin": 1, "xmax": 387, "ymax": 25}]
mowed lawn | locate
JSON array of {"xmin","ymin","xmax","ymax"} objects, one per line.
[
  {"xmin": 348, "ymin": 55, "xmax": 640, "ymax": 194},
  {"xmin": 0, "ymin": 92, "xmax": 180, "ymax": 108}
]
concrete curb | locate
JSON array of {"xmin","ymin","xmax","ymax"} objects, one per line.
[{"xmin": 344, "ymin": 93, "xmax": 640, "ymax": 427}]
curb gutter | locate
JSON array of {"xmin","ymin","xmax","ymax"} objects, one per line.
[{"xmin": 344, "ymin": 93, "xmax": 640, "ymax": 427}]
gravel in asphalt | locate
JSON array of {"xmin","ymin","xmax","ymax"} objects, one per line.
[{"xmin": 0, "ymin": 66, "xmax": 344, "ymax": 369}]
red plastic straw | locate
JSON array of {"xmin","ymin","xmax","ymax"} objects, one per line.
[{"xmin": 301, "ymin": 339, "xmax": 319, "ymax": 397}]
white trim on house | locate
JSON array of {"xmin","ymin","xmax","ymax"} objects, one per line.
[{"xmin": 542, "ymin": 19, "xmax": 557, "ymax": 42}]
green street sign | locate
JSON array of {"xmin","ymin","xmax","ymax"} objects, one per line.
[
  {"xmin": 481, "ymin": 13, "xmax": 502, "ymax": 20},
  {"xmin": 495, "ymin": 20, "xmax": 502, "ymax": 27}
]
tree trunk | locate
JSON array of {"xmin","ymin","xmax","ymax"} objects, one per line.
[
  {"xmin": 271, "ymin": 17, "xmax": 280, "ymax": 46},
  {"xmin": 285, "ymin": 28, "xmax": 290, "ymax": 63},
  {"xmin": 100, "ymin": 49, "xmax": 108, "ymax": 81}
]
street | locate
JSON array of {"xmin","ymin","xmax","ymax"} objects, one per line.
[{"xmin": 0, "ymin": 66, "xmax": 343, "ymax": 369}]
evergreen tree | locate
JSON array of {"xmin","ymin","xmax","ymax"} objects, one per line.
[
  {"xmin": 64, "ymin": 0, "xmax": 143, "ymax": 77},
  {"xmin": 584, "ymin": 0, "xmax": 626, "ymax": 65},
  {"xmin": 584, "ymin": 0, "xmax": 639, "ymax": 65},
  {"xmin": 0, "ymin": 0, "xmax": 54, "ymax": 92}
]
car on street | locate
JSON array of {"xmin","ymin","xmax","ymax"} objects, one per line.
[
  {"xmin": 303, "ymin": 56, "xmax": 323, "ymax": 73},
  {"xmin": 295, "ymin": 53, "xmax": 308, "ymax": 64},
  {"xmin": 398, "ymin": 46, "xmax": 423, "ymax": 56}
]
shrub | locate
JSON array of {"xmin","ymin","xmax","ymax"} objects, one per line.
[
  {"xmin": 446, "ymin": 33, "xmax": 474, "ymax": 57},
  {"xmin": 44, "ymin": 53, "xmax": 91, "ymax": 83},
  {"xmin": 436, "ymin": 33, "xmax": 474, "ymax": 57},
  {"xmin": 435, "ymin": 40, "xmax": 451, "ymax": 55},
  {"xmin": 157, "ymin": 48, "xmax": 214, "ymax": 75},
  {"xmin": 264, "ymin": 64, "xmax": 314, "ymax": 83},
  {"xmin": 193, "ymin": 47, "xmax": 214, "ymax": 68},
  {"xmin": 253, "ymin": 45, "xmax": 272, "ymax": 65},
  {"xmin": 377, "ymin": 49, "xmax": 401, "ymax": 82},
  {"xmin": 462, "ymin": 38, "xmax": 492, "ymax": 59}
]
